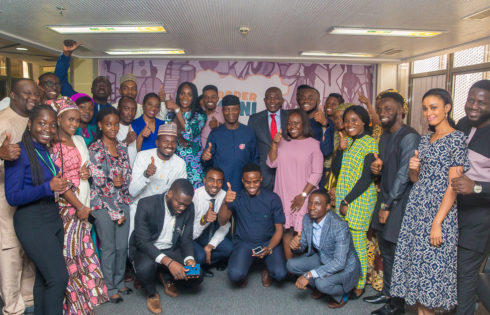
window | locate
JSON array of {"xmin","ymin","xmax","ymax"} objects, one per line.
[
  {"xmin": 452, "ymin": 71, "xmax": 490, "ymax": 122},
  {"xmin": 412, "ymin": 55, "xmax": 447, "ymax": 74},
  {"xmin": 453, "ymin": 45, "xmax": 490, "ymax": 68}
]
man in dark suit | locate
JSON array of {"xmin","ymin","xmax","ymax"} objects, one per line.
[
  {"xmin": 287, "ymin": 189, "xmax": 360, "ymax": 309},
  {"xmin": 130, "ymin": 179, "xmax": 202, "ymax": 314},
  {"xmin": 452, "ymin": 80, "xmax": 490, "ymax": 315},
  {"xmin": 367, "ymin": 91, "xmax": 419, "ymax": 315},
  {"xmin": 248, "ymin": 87, "xmax": 288, "ymax": 190}
]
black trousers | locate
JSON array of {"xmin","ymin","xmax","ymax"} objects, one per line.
[
  {"xmin": 456, "ymin": 245, "xmax": 488, "ymax": 315},
  {"xmin": 134, "ymin": 247, "xmax": 203, "ymax": 296},
  {"xmin": 13, "ymin": 200, "xmax": 68, "ymax": 315},
  {"xmin": 377, "ymin": 230, "xmax": 396, "ymax": 297}
]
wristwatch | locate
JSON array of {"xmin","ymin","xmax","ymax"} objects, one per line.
[
  {"xmin": 301, "ymin": 191, "xmax": 307, "ymax": 198},
  {"xmin": 303, "ymin": 272, "xmax": 312, "ymax": 280},
  {"xmin": 174, "ymin": 107, "xmax": 181, "ymax": 114},
  {"xmin": 474, "ymin": 183, "xmax": 482, "ymax": 194}
]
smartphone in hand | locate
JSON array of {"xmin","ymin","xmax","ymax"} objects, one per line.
[
  {"xmin": 252, "ymin": 246, "xmax": 265, "ymax": 255},
  {"xmin": 185, "ymin": 264, "xmax": 201, "ymax": 276}
]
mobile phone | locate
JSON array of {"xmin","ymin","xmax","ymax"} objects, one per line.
[
  {"xmin": 252, "ymin": 246, "xmax": 264, "ymax": 255},
  {"xmin": 64, "ymin": 39, "xmax": 76, "ymax": 47},
  {"xmin": 185, "ymin": 264, "xmax": 201, "ymax": 276}
]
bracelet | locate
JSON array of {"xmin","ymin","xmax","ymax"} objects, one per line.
[
  {"xmin": 201, "ymin": 216, "xmax": 207, "ymax": 225},
  {"xmin": 341, "ymin": 199, "xmax": 349, "ymax": 206},
  {"xmin": 166, "ymin": 259, "xmax": 174, "ymax": 268}
]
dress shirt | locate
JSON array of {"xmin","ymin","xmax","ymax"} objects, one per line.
[
  {"xmin": 0, "ymin": 97, "xmax": 9, "ymax": 111},
  {"xmin": 117, "ymin": 123, "xmax": 138, "ymax": 167},
  {"xmin": 192, "ymin": 186, "xmax": 230, "ymax": 248},
  {"xmin": 267, "ymin": 110, "xmax": 282, "ymax": 133},
  {"xmin": 310, "ymin": 215, "xmax": 326, "ymax": 279},
  {"xmin": 155, "ymin": 195, "xmax": 194, "ymax": 264}
]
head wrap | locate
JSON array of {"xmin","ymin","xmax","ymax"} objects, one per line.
[
  {"xmin": 158, "ymin": 122, "xmax": 177, "ymax": 137},
  {"xmin": 70, "ymin": 93, "xmax": 94, "ymax": 105},
  {"xmin": 377, "ymin": 89, "xmax": 409, "ymax": 115},
  {"xmin": 46, "ymin": 97, "xmax": 79, "ymax": 116},
  {"xmin": 335, "ymin": 102, "xmax": 355, "ymax": 112},
  {"xmin": 120, "ymin": 73, "xmax": 137, "ymax": 85},
  {"xmin": 222, "ymin": 95, "xmax": 240, "ymax": 107}
]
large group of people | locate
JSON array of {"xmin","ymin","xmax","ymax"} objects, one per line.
[{"xmin": 0, "ymin": 40, "xmax": 488, "ymax": 315}]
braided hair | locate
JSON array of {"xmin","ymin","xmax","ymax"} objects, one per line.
[{"xmin": 21, "ymin": 104, "xmax": 57, "ymax": 186}]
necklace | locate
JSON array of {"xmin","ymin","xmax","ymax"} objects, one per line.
[{"xmin": 34, "ymin": 148, "xmax": 57, "ymax": 176}]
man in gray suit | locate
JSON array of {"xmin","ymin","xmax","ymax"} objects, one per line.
[
  {"xmin": 287, "ymin": 190, "xmax": 360, "ymax": 309},
  {"xmin": 247, "ymin": 87, "xmax": 289, "ymax": 190}
]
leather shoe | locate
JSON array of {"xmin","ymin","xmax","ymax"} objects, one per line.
[
  {"xmin": 158, "ymin": 271, "xmax": 179, "ymax": 297},
  {"xmin": 311, "ymin": 289, "xmax": 325, "ymax": 300},
  {"xmin": 371, "ymin": 303, "xmax": 405, "ymax": 315},
  {"xmin": 349, "ymin": 288, "xmax": 365, "ymax": 300},
  {"xmin": 239, "ymin": 276, "xmax": 248, "ymax": 288},
  {"xmin": 261, "ymin": 269, "xmax": 272, "ymax": 287},
  {"xmin": 363, "ymin": 293, "xmax": 389, "ymax": 304},
  {"xmin": 146, "ymin": 294, "xmax": 162, "ymax": 314},
  {"xmin": 109, "ymin": 294, "xmax": 123, "ymax": 304},
  {"xmin": 328, "ymin": 293, "xmax": 349, "ymax": 309}
]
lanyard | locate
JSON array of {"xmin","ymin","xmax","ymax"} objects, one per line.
[{"xmin": 34, "ymin": 148, "xmax": 57, "ymax": 176}]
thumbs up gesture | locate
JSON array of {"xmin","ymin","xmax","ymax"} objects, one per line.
[
  {"xmin": 50, "ymin": 172, "xmax": 69, "ymax": 192},
  {"xmin": 79, "ymin": 161, "xmax": 90, "ymax": 180},
  {"xmin": 113, "ymin": 170, "xmax": 123, "ymax": 188},
  {"xmin": 313, "ymin": 110, "xmax": 327, "ymax": 126},
  {"xmin": 145, "ymin": 156, "xmax": 157, "ymax": 178},
  {"xmin": 339, "ymin": 131, "xmax": 348, "ymax": 150},
  {"xmin": 141, "ymin": 123, "xmax": 151, "ymax": 138},
  {"xmin": 0, "ymin": 132, "xmax": 21, "ymax": 161},
  {"xmin": 272, "ymin": 129, "xmax": 282, "ymax": 144},
  {"xmin": 204, "ymin": 201, "xmax": 217, "ymax": 223},
  {"xmin": 370, "ymin": 153, "xmax": 383, "ymax": 175},
  {"xmin": 409, "ymin": 150, "xmax": 420, "ymax": 172},
  {"xmin": 225, "ymin": 182, "xmax": 236, "ymax": 204},
  {"xmin": 209, "ymin": 116, "xmax": 220, "ymax": 129},
  {"xmin": 165, "ymin": 95, "xmax": 178, "ymax": 111},
  {"xmin": 290, "ymin": 232, "xmax": 302, "ymax": 250},
  {"xmin": 158, "ymin": 84, "xmax": 166, "ymax": 103},
  {"xmin": 202, "ymin": 142, "xmax": 212, "ymax": 161},
  {"xmin": 124, "ymin": 125, "xmax": 137, "ymax": 144}
]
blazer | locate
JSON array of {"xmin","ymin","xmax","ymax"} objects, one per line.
[
  {"xmin": 248, "ymin": 109, "xmax": 289, "ymax": 190},
  {"xmin": 129, "ymin": 193, "xmax": 195, "ymax": 262},
  {"xmin": 296, "ymin": 211, "xmax": 360, "ymax": 291}
]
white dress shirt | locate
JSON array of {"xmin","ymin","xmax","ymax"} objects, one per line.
[
  {"xmin": 192, "ymin": 186, "xmax": 230, "ymax": 248},
  {"xmin": 154, "ymin": 194, "xmax": 194, "ymax": 264},
  {"xmin": 128, "ymin": 149, "xmax": 187, "ymax": 239},
  {"xmin": 117, "ymin": 123, "xmax": 137, "ymax": 167},
  {"xmin": 0, "ymin": 97, "xmax": 10, "ymax": 111}
]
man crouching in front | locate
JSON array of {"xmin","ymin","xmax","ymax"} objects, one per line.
[{"xmin": 130, "ymin": 178, "xmax": 202, "ymax": 314}]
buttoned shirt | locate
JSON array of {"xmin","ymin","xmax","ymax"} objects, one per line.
[
  {"xmin": 267, "ymin": 110, "xmax": 282, "ymax": 134},
  {"xmin": 310, "ymin": 215, "xmax": 326, "ymax": 279}
]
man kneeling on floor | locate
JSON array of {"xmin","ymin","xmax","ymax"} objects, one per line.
[
  {"xmin": 130, "ymin": 178, "xmax": 202, "ymax": 314},
  {"xmin": 218, "ymin": 163, "xmax": 287, "ymax": 287},
  {"xmin": 287, "ymin": 189, "xmax": 361, "ymax": 309}
]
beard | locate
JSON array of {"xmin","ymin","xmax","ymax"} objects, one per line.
[
  {"xmin": 382, "ymin": 112, "xmax": 398, "ymax": 130},
  {"xmin": 468, "ymin": 112, "xmax": 490, "ymax": 127},
  {"xmin": 166, "ymin": 198, "xmax": 179, "ymax": 216}
]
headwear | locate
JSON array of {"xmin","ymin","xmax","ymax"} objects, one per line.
[
  {"xmin": 158, "ymin": 122, "xmax": 177, "ymax": 137},
  {"xmin": 335, "ymin": 102, "xmax": 355, "ymax": 112},
  {"xmin": 46, "ymin": 97, "xmax": 79, "ymax": 116},
  {"xmin": 120, "ymin": 73, "xmax": 137, "ymax": 85},
  {"xmin": 222, "ymin": 95, "xmax": 240, "ymax": 107},
  {"xmin": 71, "ymin": 93, "xmax": 94, "ymax": 105},
  {"xmin": 377, "ymin": 89, "xmax": 409, "ymax": 115}
]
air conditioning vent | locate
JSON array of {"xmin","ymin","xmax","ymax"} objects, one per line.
[{"xmin": 381, "ymin": 49, "xmax": 403, "ymax": 55}]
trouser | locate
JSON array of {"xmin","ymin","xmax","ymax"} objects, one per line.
[
  {"xmin": 287, "ymin": 253, "xmax": 359, "ymax": 303},
  {"xmin": 192, "ymin": 226, "xmax": 233, "ymax": 266},
  {"xmin": 377, "ymin": 230, "xmax": 397, "ymax": 297},
  {"xmin": 456, "ymin": 245, "xmax": 489, "ymax": 315},
  {"xmin": 0, "ymin": 245, "xmax": 35, "ymax": 315},
  {"xmin": 350, "ymin": 229, "xmax": 367, "ymax": 289},
  {"xmin": 13, "ymin": 201, "xmax": 68, "ymax": 315},
  {"xmin": 227, "ymin": 241, "xmax": 287, "ymax": 283},
  {"xmin": 91, "ymin": 205, "xmax": 130, "ymax": 296},
  {"xmin": 134, "ymin": 247, "xmax": 203, "ymax": 296}
]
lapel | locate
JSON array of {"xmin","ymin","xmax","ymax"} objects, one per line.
[
  {"xmin": 318, "ymin": 212, "xmax": 331, "ymax": 252},
  {"xmin": 305, "ymin": 217, "xmax": 314, "ymax": 255},
  {"xmin": 280, "ymin": 109, "xmax": 289, "ymax": 134},
  {"xmin": 171, "ymin": 211, "xmax": 184, "ymax": 246},
  {"xmin": 258, "ymin": 111, "xmax": 272, "ymax": 144},
  {"xmin": 157, "ymin": 194, "xmax": 166, "ymax": 235}
]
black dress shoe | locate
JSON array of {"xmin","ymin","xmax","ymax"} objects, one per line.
[
  {"xmin": 363, "ymin": 293, "xmax": 389, "ymax": 304},
  {"xmin": 371, "ymin": 303, "xmax": 405, "ymax": 315},
  {"xmin": 349, "ymin": 288, "xmax": 365, "ymax": 300}
]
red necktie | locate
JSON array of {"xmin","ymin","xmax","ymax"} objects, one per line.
[{"xmin": 270, "ymin": 113, "xmax": 277, "ymax": 139}]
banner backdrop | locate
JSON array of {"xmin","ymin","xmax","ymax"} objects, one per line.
[{"xmin": 99, "ymin": 60, "xmax": 375, "ymax": 123}]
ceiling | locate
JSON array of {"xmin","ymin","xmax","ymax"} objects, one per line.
[{"xmin": 0, "ymin": 0, "xmax": 490, "ymax": 63}]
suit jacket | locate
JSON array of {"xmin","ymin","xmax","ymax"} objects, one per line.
[
  {"xmin": 248, "ymin": 109, "xmax": 289, "ymax": 190},
  {"xmin": 129, "ymin": 193, "xmax": 195, "ymax": 262},
  {"xmin": 297, "ymin": 211, "xmax": 360, "ymax": 291}
]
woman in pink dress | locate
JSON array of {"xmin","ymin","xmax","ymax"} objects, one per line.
[
  {"xmin": 267, "ymin": 109, "xmax": 324, "ymax": 260},
  {"xmin": 48, "ymin": 98, "xmax": 109, "ymax": 314}
]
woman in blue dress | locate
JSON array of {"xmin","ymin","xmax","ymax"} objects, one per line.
[
  {"xmin": 165, "ymin": 82, "xmax": 206, "ymax": 188},
  {"xmin": 390, "ymin": 89, "xmax": 469, "ymax": 313},
  {"xmin": 132, "ymin": 93, "xmax": 165, "ymax": 152}
]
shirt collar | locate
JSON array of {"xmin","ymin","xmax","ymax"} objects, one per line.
[
  {"xmin": 312, "ymin": 215, "xmax": 327, "ymax": 230},
  {"xmin": 268, "ymin": 109, "xmax": 281, "ymax": 118}
]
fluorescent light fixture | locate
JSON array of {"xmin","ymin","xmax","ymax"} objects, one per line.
[
  {"xmin": 47, "ymin": 25, "xmax": 166, "ymax": 34},
  {"xmin": 301, "ymin": 51, "xmax": 376, "ymax": 58},
  {"xmin": 104, "ymin": 49, "xmax": 185, "ymax": 55},
  {"xmin": 16, "ymin": 47, "xmax": 28, "ymax": 51},
  {"xmin": 328, "ymin": 27, "xmax": 443, "ymax": 37}
]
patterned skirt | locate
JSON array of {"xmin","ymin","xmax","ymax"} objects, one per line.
[{"xmin": 59, "ymin": 205, "xmax": 109, "ymax": 314}]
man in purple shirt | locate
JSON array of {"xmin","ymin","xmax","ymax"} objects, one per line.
[{"xmin": 200, "ymin": 85, "xmax": 224, "ymax": 148}]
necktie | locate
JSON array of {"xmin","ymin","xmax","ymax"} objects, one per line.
[
  {"xmin": 270, "ymin": 113, "xmax": 277, "ymax": 139},
  {"xmin": 208, "ymin": 198, "xmax": 216, "ymax": 242}
]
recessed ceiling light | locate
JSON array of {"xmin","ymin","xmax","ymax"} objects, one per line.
[
  {"xmin": 47, "ymin": 25, "xmax": 166, "ymax": 34},
  {"xmin": 104, "ymin": 49, "xmax": 185, "ymax": 55},
  {"xmin": 16, "ymin": 47, "xmax": 28, "ymax": 51},
  {"xmin": 301, "ymin": 51, "xmax": 375, "ymax": 58},
  {"xmin": 327, "ymin": 27, "xmax": 443, "ymax": 37}
]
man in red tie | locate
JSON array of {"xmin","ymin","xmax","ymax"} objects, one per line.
[{"xmin": 248, "ymin": 87, "xmax": 289, "ymax": 191}]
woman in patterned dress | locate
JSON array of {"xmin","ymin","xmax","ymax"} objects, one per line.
[
  {"xmin": 48, "ymin": 98, "xmax": 109, "ymax": 314},
  {"xmin": 165, "ymin": 82, "xmax": 206, "ymax": 189},
  {"xmin": 390, "ymin": 89, "xmax": 468, "ymax": 313},
  {"xmin": 88, "ymin": 106, "xmax": 133, "ymax": 304},
  {"xmin": 332, "ymin": 105, "xmax": 378, "ymax": 299}
]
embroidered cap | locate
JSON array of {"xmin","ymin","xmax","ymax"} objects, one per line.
[
  {"xmin": 46, "ymin": 97, "xmax": 79, "ymax": 116},
  {"xmin": 158, "ymin": 122, "xmax": 177, "ymax": 137}
]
